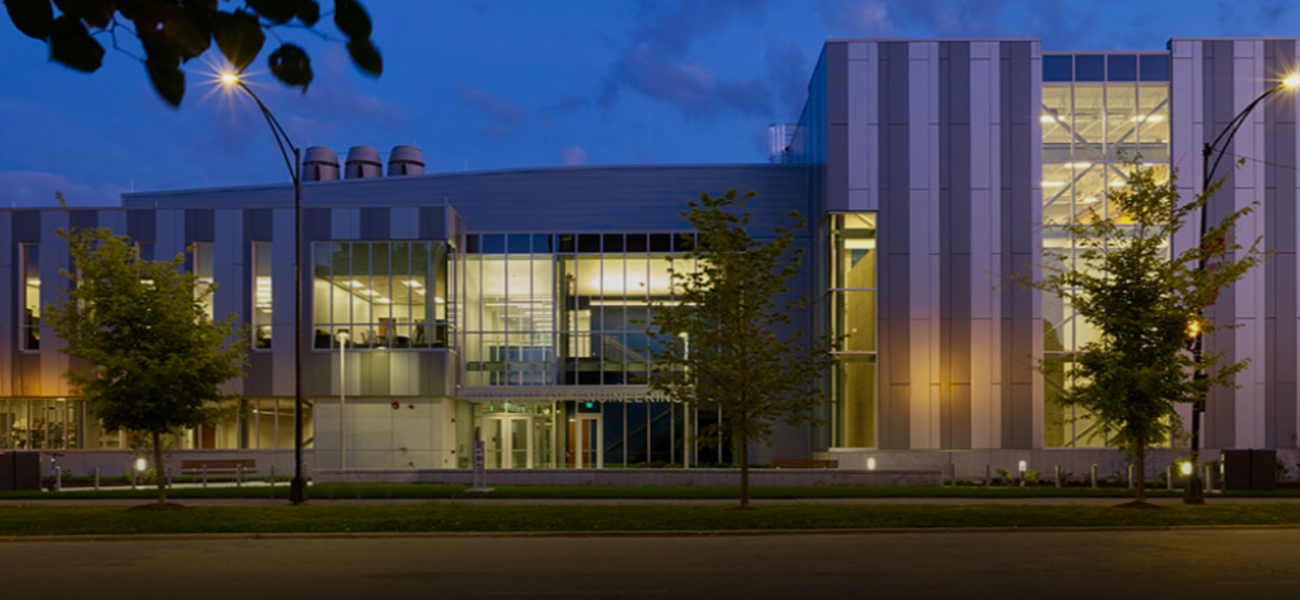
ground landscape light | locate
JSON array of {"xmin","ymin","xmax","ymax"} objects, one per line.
[
  {"xmin": 867, "ymin": 457, "xmax": 877, "ymax": 471},
  {"xmin": 134, "ymin": 458, "xmax": 147, "ymax": 472},
  {"xmin": 1018, "ymin": 460, "xmax": 1027, "ymax": 473},
  {"xmin": 1180, "ymin": 462, "xmax": 1193, "ymax": 476}
]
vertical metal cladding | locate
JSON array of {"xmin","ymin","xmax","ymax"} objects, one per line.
[
  {"xmin": 878, "ymin": 41, "xmax": 911, "ymax": 449},
  {"xmin": 998, "ymin": 41, "xmax": 1039, "ymax": 449},
  {"xmin": 1264, "ymin": 40, "xmax": 1299, "ymax": 448},
  {"xmin": 939, "ymin": 42, "xmax": 974, "ymax": 449},
  {"xmin": 1202, "ymin": 40, "xmax": 1239, "ymax": 448}
]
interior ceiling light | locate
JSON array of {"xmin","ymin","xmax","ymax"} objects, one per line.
[
  {"xmin": 401, "ymin": 280, "xmax": 423, "ymax": 287},
  {"xmin": 1042, "ymin": 181, "xmax": 1067, "ymax": 188}
]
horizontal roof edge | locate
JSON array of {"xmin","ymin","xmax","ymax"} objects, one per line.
[{"xmin": 122, "ymin": 162, "xmax": 804, "ymax": 201}]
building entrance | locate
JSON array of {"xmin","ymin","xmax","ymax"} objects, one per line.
[
  {"xmin": 480, "ymin": 414, "xmax": 534, "ymax": 469},
  {"xmin": 568, "ymin": 413, "xmax": 603, "ymax": 468}
]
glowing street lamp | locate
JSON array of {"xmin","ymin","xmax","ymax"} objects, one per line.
[
  {"xmin": 219, "ymin": 69, "xmax": 310, "ymax": 505},
  {"xmin": 1187, "ymin": 72, "xmax": 1300, "ymax": 505}
]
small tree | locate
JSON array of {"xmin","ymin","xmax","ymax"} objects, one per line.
[
  {"xmin": 1035, "ymin": 159, "xmax": 1264, "ymax": 506},
  {"xmin": 648, "ymin": 190, "xmax": 837, "ymax": 509},
  {"xmin": 47, "ymin": 226, "xmax": 248, "ymax": 506}
]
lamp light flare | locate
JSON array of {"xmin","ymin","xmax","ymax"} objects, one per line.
[
  {"xmin": 1284, "ymin": 75, "xmax": 1300, "ymax": 89},
  {"xmin": 220, "ymin": 73, "xmax": 241, "ymax": 86}
]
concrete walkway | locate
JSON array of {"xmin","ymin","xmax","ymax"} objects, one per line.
[{"xmin": 1, "ymin": 496, "xmax": 1297, "ymax": 507}]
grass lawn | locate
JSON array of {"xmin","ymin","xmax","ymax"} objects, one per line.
[
  {"xmin": 2, "ymin": 482, "xmax": 1299, "ymax": 501},
  {"xmin": 2, "ymin": 503, "xmax": 1300, "ymax": 536}
]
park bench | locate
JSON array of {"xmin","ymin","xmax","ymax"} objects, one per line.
[
  {"xmin": 180, "ymin": 459, "xmax": 256, "ymax": 476},
  {"xmin": 768, "ymin": 459, "xmax": 838, "ymax": 469}
]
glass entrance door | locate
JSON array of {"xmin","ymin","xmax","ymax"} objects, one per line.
[
  {"xmin": 568, "ymin": 414, "xmax": 603, "ymax": 469},
  {"xmin": 481, "ymin": 414, "xmax": 534, "ymax": 469}
]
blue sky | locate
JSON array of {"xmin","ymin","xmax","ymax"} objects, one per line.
[{"xmin": 1, "ymin": 0, "xmax": 1296, "ymax": 206}]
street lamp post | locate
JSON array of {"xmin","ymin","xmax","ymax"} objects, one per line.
[
  {"xmin": 337, "ymin": 331, "xmax": 349, "ymax": 469},
  {"xmin": 1186, "ymin": 74, "xmax": 1299, "ymax": 504},
  {"xmin": 221, "ymin": 72, "xmax": 309, "ymax": 505}
]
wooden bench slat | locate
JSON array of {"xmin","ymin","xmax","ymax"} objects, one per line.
[
  {"xmin": 768, "ymin": 459, "xmax": 838, "ymax": 469},
  {"xmin": 180, "ymin": 459, "xmax": 257, "ymax": 475}
]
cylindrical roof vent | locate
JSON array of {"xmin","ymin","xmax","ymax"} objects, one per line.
[
  {"xmin": 387, "ymin": 145, "xmax": 425, "ymax": 176},
  {"xmin": 344, "ymin": 146, "xmax": 383, "ymax": 179},
  {"xmin": 303, "ymin": 146, "xmax": 340, "ymax": 182}
]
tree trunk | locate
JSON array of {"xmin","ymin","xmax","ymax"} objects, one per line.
[
  {"xmin": 739, "ymin": 436, "xmax": 750, "ymax": 510},
  {"xmin": 1135, "ymin": 437, "xmax": 1146, "ymax": 504},
  {"xmin": 152, "ymin": 430, "xmax": 167, "ymax": 505}
]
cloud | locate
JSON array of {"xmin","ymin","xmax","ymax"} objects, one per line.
[
  {"xmin": 818, "ymin": 0, "xmax": 896, "ymax": 36},
  {"xmin": 557, "ymin": 95, "xmax": 589, "ymax": 111},
  {"xmin": 598, "ymin": 0, "xmax": 776, "ymax": 118},
  {"xmin": 0, "ymin": 171, "xmax": 127, "ymax": 207},
  {"xmin": 561, "ymin": 146, "xmax": 589, "ymax": 166},
  {"xmin": 458, "ymin": 85, "xmax": 531, "ymax": 141}
]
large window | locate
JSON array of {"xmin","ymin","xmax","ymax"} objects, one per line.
[
  {"xmin": 463, "ymin": 233, "xmax": 693, "ymax": 386},
  {"xmin": 1041, "ymin": 53, "xmax": 1171, "ymax": 448},
  {"xmin": 192, "ymin": 242, "xmax": 215, "ymax": 323},
  {"xmin": 253, "ymin": 241, "xmax": 272, "ymax": 349},
  {"xmin": 20, "ymin": 244, "xmax": 39, "ymax": 351},
  {"xmin": 313, "ymin": 241, "xmax": 450, "ymax": 350},
  {"xmin": 828, "ymin": 214, "xmax": 877, "ymax": 448}
]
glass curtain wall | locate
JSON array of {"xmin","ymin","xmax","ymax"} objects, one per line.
[
  {"xmin": 463, "ymin": 233, "xmax": 693, "ymax": 386},
  {"xmin": 1041, "ymin": 53, "xmax": 1171, "ymax": 448},
  {"xmin": 828, "ymin": 214, "xmax": 878, "ymax": 448},
  {"xmin": 252, "ymin": 241, "xmax": 273, "ymax": 349},
  {"xmin": 462, "ymin": 233, "xmax": 711, "ymax": 469},
  {"xmin": 312, "ymin": 241, "xmax": 451, "ymax": 350},
  {"xmin": 0, "ymin": 398, "xmax": 302, "ymax": 451}
]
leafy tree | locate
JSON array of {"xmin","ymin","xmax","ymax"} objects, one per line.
[
  {"xmin": 46, "ymin": 225, "xmax": 248, "ymax": 506},
  {"xmin": 3, "ymin": 0, "xmax": 383, "ymax": 106},
  {"xmin": 648, "ymin": 190, "xmax": 838, "ymax": 509},
  {"xmin": 1034, "ymin": 159, "xmax": 1264, "ymax": 506}
]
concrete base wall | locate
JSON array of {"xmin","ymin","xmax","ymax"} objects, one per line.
[
  {"xmin": 35, "ymin": 450, "xmax": 311, "ymax": 479},
  {"xmin": 828, "ymin": 448, "xmax": 1300, "ymax": 481},
  {"xmin": 315, "ymin": 468, "xmax": 943, "ymax": 487}
]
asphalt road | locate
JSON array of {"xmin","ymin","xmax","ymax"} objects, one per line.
[{"xmin": 3, "ymin": 529, "xmax": 1299, "ymax": 599}]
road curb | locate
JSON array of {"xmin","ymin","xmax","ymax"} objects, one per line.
[{"xmin": 4, "ymin": 524, "xmax": 1300, "ymax": 544}]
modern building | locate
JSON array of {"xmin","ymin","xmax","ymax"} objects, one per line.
[{"xmin": 3, "ymin": 37, "xmax": 1299, "ymax": 478}]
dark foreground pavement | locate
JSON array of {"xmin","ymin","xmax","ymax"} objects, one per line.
[{"xmin": 3, "ymin": 529, "xmax": 1299, "ymax": 599}]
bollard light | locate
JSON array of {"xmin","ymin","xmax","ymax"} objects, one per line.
[
  {"xmin": 1018, "ymin": 460, "xmax": 1027, "ymax": 474},
  {"xmin": 1180, "ymin": 461, "xmax": 1193, "ymax": 476},
  {"xmin": 134, "ymin": 457, "xmax": 147, "ymax": 472},
  {"xmin": 866, "ymin": 457, "xmax": 877, "ymax": 471}
]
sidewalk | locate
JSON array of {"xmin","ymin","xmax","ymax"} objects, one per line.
[{"xmin": 2, "ymin": 496, "xmax": 1297, "ymax": 507}]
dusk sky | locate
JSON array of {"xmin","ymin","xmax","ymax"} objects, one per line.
[{"xmin": 1, "ymin": 0, "xmax": 1297, "ymax": 207}]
